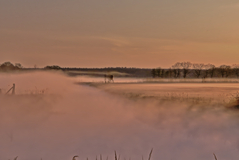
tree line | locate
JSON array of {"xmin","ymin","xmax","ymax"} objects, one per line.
[
  {"xmin": 152, "ymin": 62, "xmax": 239, "ymax": 79},
  {"xmin": 0, "ymin": 62, "xmax": 23, "ymax": 71},
  {"xmin": 2, "ymin": 61, "xmax": 239, "ymax": 79}
]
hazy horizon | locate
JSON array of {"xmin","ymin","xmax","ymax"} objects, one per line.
[
  {"xmin": 1, "ymin": 0, "xmax": 239, "ymax": 68},
  {"xmin": 0, "ymin": 61, "xmax": 237, "ymax": 69}
]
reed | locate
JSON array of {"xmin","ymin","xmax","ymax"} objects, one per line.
[
  {"xmin": 148, "ymin": 149, "xmax": 153, "ymax": 160},
  {"xmin": 9, "ymin": 152, "xmax": 220, "ymax": 160},
  {"xmin": 213, "ymin": 153, "xmax": 218, "ymax": 160}
]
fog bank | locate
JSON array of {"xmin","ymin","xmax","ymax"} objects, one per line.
[{"xmin": 0, "ymin": 72, "xmax": 239, "ymax": 160}]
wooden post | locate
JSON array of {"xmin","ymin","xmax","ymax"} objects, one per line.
[
  {"xmin": 5, "ymin": 83, "xmax": 15, "ymax": 95},
  {"xmin": 12, "ymin": 83, "xmax": 15, "ymax": 95}
]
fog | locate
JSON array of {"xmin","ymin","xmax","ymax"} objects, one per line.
[{"xmin": 1, "ymin": 72, "xmax": 239, "ymax": 160}]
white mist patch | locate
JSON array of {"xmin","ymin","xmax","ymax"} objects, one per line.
[
  {"xmin": 74, "ymin": 75, "xmax": 143, "ymax": 83},
  {"xmin": 0, "ymin": 71, "xmax": 73, "ymax": 95},
  {"xmin": 0, "ymin": 72, "xmax": 239, "ymax": 160}
]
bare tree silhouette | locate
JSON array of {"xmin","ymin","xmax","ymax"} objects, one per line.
[
  {"xmin": 44, "ymin": 65, "xmax": 62, "ymax": 70},
  {"xmin": 15, "ymin": 63, "xmax": 23, "ymax": 69},
  {"xmin": 165, "ymin": 68, "xmax": 173, "ymax": 78},
  {"xmin": 181, "ymin": 62, "xmax": 192, "ymax": 78},
  {"xmin": 202, "ymin": 64, "xmax": 215, "ymax": 78},
  {"xmin": 0, "ymin": 62, "xmax": 18, "ymax": 71},
  {"xmin": 219, "ymin": 65, "xmax": 231, "ymax": 78},
  {"xmin": 193, "ymin": 63, "xmax": 204, "ymax": 78},
  {"xmin": 156, "ymin": 68, "xmax": 162, "ymax": 77},
  {"xmin": 208, "ymin": 64, "xmax": 216, "ymax": 78},
  {"xmin": 232, "ymin": 64, "xmax": 239, "ymax": 78},
  {"xmin": 172, "ymin": 62, "xmax": 192, "ymax": 78},
  {"xmin": 151, "ymin": 69, "xmax": 156, "ymax": 78},
  {"xmin": 172, "ymin": 62, "xmax": 181, "ymax": 78}
]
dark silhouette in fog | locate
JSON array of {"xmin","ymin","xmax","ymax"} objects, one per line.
[{"xmin": 104, "ymin": 74, "xmax": 114, "ymax": 83}]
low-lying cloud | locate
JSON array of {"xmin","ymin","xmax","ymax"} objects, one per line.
[{"xmin": 0, "ymin": 71, "xmax": 239, "ymax": 160}]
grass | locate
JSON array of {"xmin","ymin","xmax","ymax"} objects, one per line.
[
  {"xmin": 115, "ymin": 91, "xmax": 231, "ymax": 106},
  {"xmin": 143, "ymin": 78, "xmax": 239, "ymax": 83},
  {"xmin": 213, "ymin": 153, "xmax": 218, "ymax": 160},
  {"xmin": 84, "ymin": 149, "xmax": 153, "ymax": 160},
  {"xmin": 9, "ymin": 151, "xmax": 220, "ymax": 160},
  {"xmin": 96, "ymin": 84, "xmax": 239, "ymax": 108}
]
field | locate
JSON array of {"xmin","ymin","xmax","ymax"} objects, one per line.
[
  {"xmin": 1, "ymin": 72, "xmax": 239, "ymax": 160},
  {"xmin": 93, "ymin": 83, "xmax": 239, "ymax": 105}
]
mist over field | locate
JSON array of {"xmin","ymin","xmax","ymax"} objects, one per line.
[{"xmin": 1, "ymin": 72, "xmax": 239, "ymax": 160}]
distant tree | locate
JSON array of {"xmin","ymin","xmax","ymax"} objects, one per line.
[
  {"xmin": 15, "ymin": 63, "xmax": 23, "ymax": 69},
  {"xmin": 193, "ymin": 63, "xmax": 204, "ymax": 78},
  {"xmin": 151, "ymin": 69, "xmax": 156, "ymax": 78},
  {"xmin": 172, "ymin": 62, "xmax": 181, "ymax": 78},
  {"xmin": 172, "ymin": 62, "xmax": 192, "ymax": 78},
  {"xmin": 155, "ymin": 68, "xmax": 165, "ymax": 78},
  {"xmin": 156, "ymin": 68, "xmax": 162, "ymax": 77},
  {"xmin": 164, "ymin": 68, "xmax": 173, "ymax": 78},
  {"xmin": 1, "ymin": 61, "xmax": 14, "ymax": 67},
  {"xmin": 0, "ymin": 62, "xmax": 18, "ymax": 70},
  {"xmin": 182, "ymin": 62, "xmax": 192, "ymax": 78},
  {"xmin": 168, "ymin": 68, "xmax": 173, "ymax": 78},
  {"xmin": 203, "ymin": 64, "xmax": 215, "ymax": 78},
  {"xmin": 232, "ymin": 64, "xmax": 239, "ymax": 78},
  {"xmin": 219, "ymin": 65, "xmax": 231, "ymax": 78},
  {"xmin": 225, "ymin": 66, "xmax": 231, "ymax": 77},
  {"xmin": 44, "ymin": 65, "xmax": 62, "ymax": 70},
  {"xmin": 161, "ymin": 69, "xmax": 165, "ymax": 78},
  {"xmin": 164, "ymin": 70, "xmax": 169, "ymax": 78}
]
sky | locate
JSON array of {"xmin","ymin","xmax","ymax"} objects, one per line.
[{"xmin": 1, "ymin": 0, "xmax": 239, "ymax": 68}]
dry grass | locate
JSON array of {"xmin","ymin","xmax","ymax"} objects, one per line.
[
  {"xmin": 213, "ymin": 153, "xmax": 218, "ymax": 160},
  {"xmin": 114, "ymin": 91, "xmax": 230, "ymax": 106},
  {"xmin": 10, "ymin": 151, "xmax": 221, "ymax": 160},
  {"xmin": 143, "ymin": 78, "xmax": 239, "ymax": 83}
]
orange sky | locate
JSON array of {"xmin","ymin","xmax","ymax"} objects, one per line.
[{"xmin": 1, "ymin": 0, "xmax": 239, "ymax": 68}]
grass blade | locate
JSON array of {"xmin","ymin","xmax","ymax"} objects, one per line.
[
  {"xmin": 213, "ymin": 153, "xmax": 218, "ymax": 160},
  {"xmin": 148, "ymin": 148, "xmax": 153, "ymax": 160},
  {"xmin": 115, "ymin": 151, "xmax": 118, "ymax": 160}
]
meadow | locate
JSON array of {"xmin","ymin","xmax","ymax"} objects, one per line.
[{"xmin": 1, "ymin": 72, "xmax": 239, "ymax": 160}]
